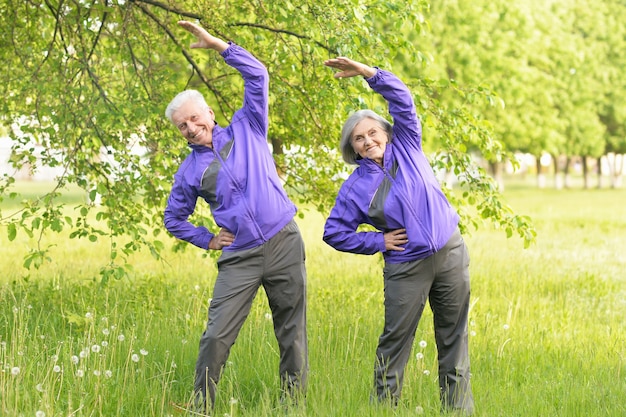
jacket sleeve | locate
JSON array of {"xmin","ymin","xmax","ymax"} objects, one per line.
[
  {"xmin": 163, "ymin": 171, "xmax": 214, "ymax": 250},
  {"xmin": 323, "ymin": 187, "xmax": 387, "ymax": 255},
  {"xmin": 222, "ymin": 44, "xmax": 269, "ymax": 138},
  {"xmin": 366, "ymin": 69, "xmax": 423, "ymax": 152}
]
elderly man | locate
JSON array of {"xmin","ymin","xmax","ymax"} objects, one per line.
[{"xmin": 163, "ymin": 20, "xmax": 307, "ymax": 412}]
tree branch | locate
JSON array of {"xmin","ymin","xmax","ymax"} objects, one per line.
[
  {"xmin": 132, "ymin": 1, "xmax": 236, "ymax": 117},
  {"xmin": 130, "ymin": 0, "xmax": 203, "ymax": 20},
  {"xmin": 229, "ymin": 22, "xmax": 338, "ymax": 55}
]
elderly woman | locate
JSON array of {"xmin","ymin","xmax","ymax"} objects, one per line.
[{"xmin": 323, "ymin": 57, "xmax": 474, "ymax": 414}]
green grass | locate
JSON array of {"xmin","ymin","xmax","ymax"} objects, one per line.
[{"xmin": 1, "ymin": 181, "xmax": 625, "ymax": 416}]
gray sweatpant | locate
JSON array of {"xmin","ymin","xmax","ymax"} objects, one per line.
[
  {"xmin": 194, "ymin": 219, "xmax": 308, "ymax": 407},
  {"xmin": 374, "ymin": 228, "xmax": 474, "ymax": 414}
]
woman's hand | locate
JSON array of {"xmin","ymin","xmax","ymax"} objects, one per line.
[
  {"xmin": 178, "ymin": 20, "xmax": 229, "ymax": 53},
  {"xmin": 208, "ymin": 228, "xmax": 235, "ymax": 250},
  {"xmin": 384, "ymin": 228, "xmax": 408, "ymax": 252},
  {"xmin": 324, "ymin": 57, "xmax": 376, "ymax": 79}
]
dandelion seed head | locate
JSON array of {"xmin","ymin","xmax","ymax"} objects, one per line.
[
  {"xmin": 51, "ymin": 355, "xmax": 58, "ymax": 362},
  {"xmin": 36, "ymin": 383, "xmax": 44, "ymax": 392},
  {"xmin": 118, "ymin": 334, "xmax": 125, "ymax": 342},
  {"xmin": 230, "ymin": 397, "xmax": 238, "ymax": 405},
  {"xmin": 195, "ymin": 285, "xmax": 201, "ymax": 291},
  {"xmin": 12, "ymin": 306, "xmax": 19, "ymax": 313},
  {"xmin": 36, "ymin": 411, "xmax": 46, "ymax": 417},
  {"xmin": 415, "ymin": 352, "xmax": 424, "ymax": 360},
  {"xmin": 131, "ymin": 354, "xmax": 139, "ymax": 363},
  {"xmin": 91, "ymin": 345, "xmax": 101, "ymax": 353},
  {"xmin": 423, "ymin": 370, "xmax": 430, "ymax": 376},
  {"xmin": 503, "ymin": 324, "xmax": 510, "ymax": 330},
  {"xmin": 185, "ymin": 314, "xmax": 191, "ymax": 321},
  {"xmin": 85, "ymin": 312, "xmax": 93, "ymax": 319},
  {"xmin": 105, "ymin": 370, "xmax": 113, "ymax": 378},
  {"xmin": 419, "ymin": 340, "xmax": 427, "ymax": 348},
  {"xmin": 53, "ymin": 365, "xmax": 61, "ymax": 373},
  {"xmin": 415, "ymin": 405, "xmax": 424, "ymax": 414},
  {"xmin": 101, "ymin": 341, "xmax": 108, "ymax": 347},
  {"xmin": 264, "ymin": 313, "xmax": 272, "ymax": 320},
  {"xmin": 140, "ymin": 349, "xmax": 148, "ymax": 356},
  {"xmin": 93, "ymin": 370, "xmax": 101, "ymax": 376},
  {"xmin": 79, "ymin": 350, "xmax": 88, "ymax": 358},
  {"xmin": 470, "ymin": 330, "xmax": 476, "ymax": 337},
  {"xmin": 76, "ymin": 369, "xmax": 84, "ymax": 377},
  {"xmin": 102, "ymin": 328, "xmax": 110, "ymax": 336},
  {"xmin": 11, "ymin": 367, "xmax": 20, "ymax": 376}
]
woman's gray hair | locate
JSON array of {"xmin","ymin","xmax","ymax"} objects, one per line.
[
  {"xmin": 339, "ymin": 109, "xmax": 393, "ymax": 165},
  {"xmin": 165, "ymin": 90, "xmax": 210, "ymax": 124}
]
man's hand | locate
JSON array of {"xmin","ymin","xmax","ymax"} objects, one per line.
[
  {"xmin": 208, "ymin": 228, "xmax": 235, "ymax": 250},
  {"xmin": 324, "ymin": 57, "xmax": 376, "ymax": 79},
  {"xmin": 384, "ymin": 228, "xmax": 408, "ymax": 252},
  {"xmin": 178, "ymin": 20, "xmax": 229, "ymax": 53}
]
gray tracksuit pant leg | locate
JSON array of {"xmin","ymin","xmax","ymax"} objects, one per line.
[
  {"xmin": 374, "ymin": 228, "xmax": 474, "ymax": 414},
  {"xmin": 194, "ymin": 219, "xmax": 308, "ymax": 407}
]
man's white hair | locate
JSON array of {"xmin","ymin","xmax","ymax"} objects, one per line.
[{"xmin": 165, "ymin": 90, "xmax": 210, "ymax": 124}]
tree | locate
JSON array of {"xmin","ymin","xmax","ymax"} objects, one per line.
[{"xmin": 0, "ymin": 0, "xmax": 535, "ymax": 280}]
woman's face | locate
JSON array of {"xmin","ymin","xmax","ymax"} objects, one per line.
[{"xmin": 351, "ymin": 118, "xmax": 387, "ymax": 166}]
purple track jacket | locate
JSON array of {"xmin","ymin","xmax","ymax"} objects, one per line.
[
  {"xmin": 323, "ymin": 69, "xmax": 459, "ymax": 264},
  {"xmin": 164, "ymin": 44, "xmax": 296, "ymax": 251}
]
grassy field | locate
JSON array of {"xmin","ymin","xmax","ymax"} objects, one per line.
[{"xmin": 1, "ymin": 181, "xmax": 625, "ymax": 416}]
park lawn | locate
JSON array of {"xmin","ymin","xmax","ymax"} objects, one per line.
[{"xmin": 1, "ymin": 182, "xmax": 625, "ymax": 416}]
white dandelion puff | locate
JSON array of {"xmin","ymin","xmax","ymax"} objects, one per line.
[
  {"xmin": 418, "ymin": 340, "xmax": 427, "ymax": 349},
  {"xmin": 264, "ymin": 313, "xmax": 272, "ymax": 320},
  {"xmin": 76, "ymin": 369, "xmax": 84, "ymax": 377},
  {"xmin": 118, "ymin": 334, "xmax": 125, "ymax": 342},
  {"xmin": 140, "ymin": 349, "xmax": 148, "ymax": 356},
  {"xmin": 105, "ymin": 370, "xmax": 113, "ymax": 378},
  {"xmin": 36, "ymin": 383, "xmax": 44, "ymax": 392},
  {"xmin": 101, "ymin": 341, "xmax": 108, "ymax": 347},
  {"xmin": 131, "ymin": 354, "xmax": 139, "ymax": 363},
  {"xmin": 423, "ymin": 370, "xmax": 430, "ymax": 376},
  {"xmin": 470, "ymin": 330, "xmax": 476, "ymax": 337},
  {"xmin": 11, "ymin": 367, "xmax": 20, "ymax": 376},
  {"xmin": 93, "ymin": 370, "xmax": 101, "ymax": 377},
  {"xmin": 415, "ymin": 405, "xmax": 424, "ymax": 414},
  {"xmin": 102, "ymin": 328, "xmax": 110, "ymax": 336},
  {"xmin": 53, "ymin": 365, "xmax": 61, "ymax": 373},
  {"xmin": 85, "ymin": 312, "xmax": 93, "ymax": 319},
  {"xmin": 51, "ymin": 355, "xmax": 58, "ymax": 362},
  {"xmin": 503, "ymin": 324, "xmax": 510, "ymax": 330},
  {"xmin": 415, "ymin": 352, "xmax": 424, "ymax": 360},
  {"xmin": 91, "ymin": 345, "xmax": 101, "ymax": 353},
  {"xmin": 71, "ymin": 355, "xmax": 79, "ymax": 365},
  {"xmin": 36, "ymin": 411, "xmax": 46, "ymax": 417}
]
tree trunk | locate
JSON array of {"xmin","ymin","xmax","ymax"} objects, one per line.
[
  {"xmin": 489, "ymin": 160, "xmax": 505, "ymax": 191},
  {"xmin": 582, "ymin": 156, "xmax": 590, "ymax": 189},
  {"xmin": 563, "ymin": 156, "xmax": 572, "ymax": 189},
  {"xmin": 536, "ymin": 156, "xmax": 546, "ymax": 188},
  {"xmin": 553, "ymin": 154, "xmax": 563, "ymax": 189}
]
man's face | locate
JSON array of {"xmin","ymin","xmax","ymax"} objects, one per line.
[{"xmin": 172, "ymin": 100, "xmax": 216, "ymax": 147}]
